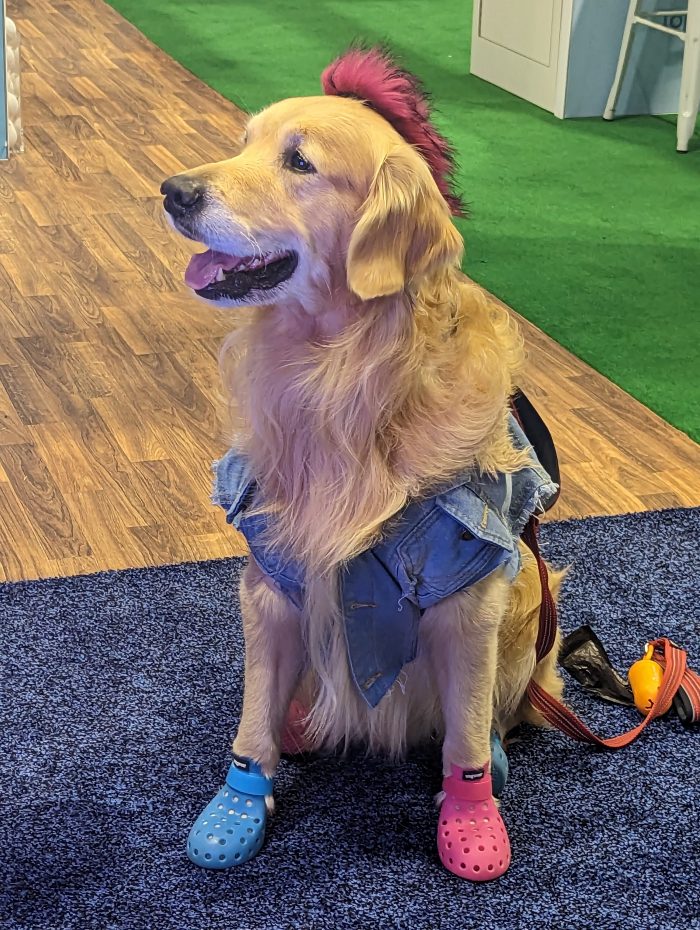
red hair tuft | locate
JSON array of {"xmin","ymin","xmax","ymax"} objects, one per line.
[{"xmin": 321, "ymin": 46, "xmax": 465, "ymax": 217}]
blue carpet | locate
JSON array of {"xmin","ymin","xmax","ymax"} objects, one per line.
[{"xmin": 1, "ymin": 508, "xmax": 699, "ymax": 930}]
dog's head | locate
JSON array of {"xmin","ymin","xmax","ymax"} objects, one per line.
[{"xmin": 162, "ymin": 47, "xmax": 464, "ymax": 308}]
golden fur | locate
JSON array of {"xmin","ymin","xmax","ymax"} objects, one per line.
[{"xmin": 169, "ymin": 94, "xmax": 564, "ymax": 783}]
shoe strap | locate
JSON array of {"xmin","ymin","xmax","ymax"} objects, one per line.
[
  {"xmin": 442, "ymin": 762, "xmax": 493, "ymax": 802},
  {"xmin": 225, "ymin": 754, "xmax": 274, "ymax": 796}
]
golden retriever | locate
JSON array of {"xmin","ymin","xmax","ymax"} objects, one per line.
[{"xmin": 162, "ymin": 47, "xmax": 564, "ymax": 881}]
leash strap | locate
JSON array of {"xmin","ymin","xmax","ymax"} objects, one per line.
[
  {"xmin": 521, "ymin": 516, "xmax": 697, "ymax": 748},
  {"xmin": 670, "ymin": 655, "xmax": 700, "ymax": 727}
]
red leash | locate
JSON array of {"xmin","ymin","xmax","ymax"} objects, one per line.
[{"xmin": 521, "ymin": 517, "xmax": 699, "ymax": 747}]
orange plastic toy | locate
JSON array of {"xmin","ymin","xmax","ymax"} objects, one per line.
[{"xmin": 628, "ymin": 644, "xmax": 664, "ymax": 716}]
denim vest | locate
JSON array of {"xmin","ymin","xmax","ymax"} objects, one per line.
[{"xmin": 213, "ymin": 416, "xmax": 557, "ymax": 708}]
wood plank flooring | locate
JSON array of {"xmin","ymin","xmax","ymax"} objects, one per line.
[{"xmin": 0, "ymin": 0, "xmax": 698, "ymax": 582}]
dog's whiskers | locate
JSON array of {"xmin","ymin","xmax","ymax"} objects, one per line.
[{"xmin": 240, "ymin": 227, "xmax": 264, "ymax": 263}]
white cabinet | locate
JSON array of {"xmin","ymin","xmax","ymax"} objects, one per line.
[{"xmin": 471, "ymin": 0, "xmax": 571, "ymax": 116}]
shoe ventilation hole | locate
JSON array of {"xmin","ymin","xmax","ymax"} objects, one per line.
[
  {"xmin": 441, "ymin": 820, "xmax": 447, "ymax": 826},
  {"xmin": 460, "ymin": 863, "xmax": 466, "ymax": 870},
  {"xmin": 219, "ymin": 838, "xmax": 226, "ymax": 846},
  {"xmin": 469, "ymin": 819, "xmax": 476, "ymax": 825},
  {"xmin": 235, "ymin": 853, "xmax": 241, "ymax": 860},
  {"xmin": 222, "ymin": 791, "xmax": 229, "ymax": 798},
  {"xmin": 228, "ymin": 809, "xmax": 235, "ymax": 815},
  {"xmin": 478, "ymin": 845, "xmax": 485, "ymax": 852},
  {"xmin": 217, "ymin": 803, "xmax": 224, "ymax": 810},
  {"xmin": 488, "ymin": 864, "xmax": 494, "ymax": 872},
  {"xmin": 483, "ymin": 817, "xmax": 490, "ymax": 823},
  {"xmin": 219, "ymin": 854, "xmax": 226, "ymax": 861},
  {"xmin": 443, "ymin": 831, "xmax": 450, "ymax": 838},
  {"xmin": 499, "ymin": 859, "xmax": 503, "ymax": 867},
  {"xmin": 247, "ymin": 828, "xmax": 253, "ymax": 835},
  {"xmin": 207, "ymin": 833, "xmax": 214, "ymax": 841},
  {"xmin": 240, "ymin": 837, "xmax": 246, "ymax": 845},
  {"xmin": 253, "ymin": 818, "xmax": 261, "ymax": 824},
  {"xmin": 456, "ymin": 818, "xmax": 462, "ymax": 824},
  {"xmin": 449, "ymin": 857, "xmax": 453, "ymax": 865},
  {"xmin": 227, "ymin": 829, "xmax": 234, "ymax": 835},
  {"xmin": 463, "ymin": 847, "xmax": 470, "ymax": 855},
  {"xmin": 240, "ymin": 814, "xmax": 247, "ymax": 820},
  {"xmin": 193, "ymin": 848, "xmax": 198, "ymax": 855},
  {"xmin": 233, "ymin": 796, "xmax": 239, "ymax": 803},
  {"xmin": 473, "ymin": 865, "xmax": 480, "ymax": 873},
  {"xmin": 204, "ymin": 853, "xmax": 212, "ymax": 861},
  {"xmin": 245, "ymin": 799, "xmax": 253, "ymax": 807},
  {"xmin": 482, "ymin": 803, "xmax": 489, "ymax": 811},
  {"xmin": 446, "ymin": 842, "xmax": 452, "ymax": 849},
  {"xmin": 492, "ymin": 845, "xmax": 498, "ymax": 852}
]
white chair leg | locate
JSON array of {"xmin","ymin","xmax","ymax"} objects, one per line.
[
  {"xmin": 677, "ymin": 0, "xmax": 700, "ymax": 151},
  {"xmin": 604, "ymin": 0, "xmax": 640, "ymax": 120}
]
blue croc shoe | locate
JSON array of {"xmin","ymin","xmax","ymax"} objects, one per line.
[
  {"xmin": 490, "ymin": 731, "xmax": 509, "ymax": 798},
  {"xmin": 187, "ymin": 755, "xmax": 273, "ymax": 869}
]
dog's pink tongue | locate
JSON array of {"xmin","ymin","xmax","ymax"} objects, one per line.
[{"xmin": 185, "ymin": 249, "xmax": 236, "ymax": 289}]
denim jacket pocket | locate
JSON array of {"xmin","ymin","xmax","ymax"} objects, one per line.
[{"xmin": 396, "ymin": 495, "xmax": 512, "ymax": 608}]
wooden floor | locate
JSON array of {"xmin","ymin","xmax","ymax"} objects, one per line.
[{"xmin": 0, "ymin": 0, "xmax": 698, "ymax": 583}]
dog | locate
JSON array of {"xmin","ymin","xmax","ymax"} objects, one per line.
[{"xmin": 162, "ymin": 46, "xmax": 565, "ymax": 881}]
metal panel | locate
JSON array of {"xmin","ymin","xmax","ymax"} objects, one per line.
[{"xmin": 1, "ymin": 0, "xmax": 8, "ymax": 161}]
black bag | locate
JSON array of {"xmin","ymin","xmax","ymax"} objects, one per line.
[{"xmin": 511, "ymin": 389, "xmax": 560, "ymax": 512}]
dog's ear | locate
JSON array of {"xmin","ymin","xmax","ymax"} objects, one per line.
[{"xmin": 346, "ymin": 148, "xmax": 464, "ymax": 301}]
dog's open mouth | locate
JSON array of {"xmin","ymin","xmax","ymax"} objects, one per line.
[{"xmin": 184, "ymin": 249, "xmax": 298, "ymax": 301}]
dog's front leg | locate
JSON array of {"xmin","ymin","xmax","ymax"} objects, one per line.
[
  {"xmin": 423, "ymin": 570, "xmax": 512, "ymax": 881},
  {"xmin": 187, "ymin": 560, "xmax": 304, "ymax": 870},
  {"xmin": 233, "ymin": 559, "xmax": 305, "ymax": 773}
]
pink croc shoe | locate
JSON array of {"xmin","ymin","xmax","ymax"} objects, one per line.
[
  {"xmin": 280, "ymin": 698, "xmax": 313, "ymax": 755},
  {"xmin": 437, "ymin": 762, "xmax": 511, "ymax": 881}
]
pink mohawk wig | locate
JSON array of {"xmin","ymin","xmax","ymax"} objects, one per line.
[{"xmin": 321, "ymin": 45, "xmax": 466, "ymax": 217}]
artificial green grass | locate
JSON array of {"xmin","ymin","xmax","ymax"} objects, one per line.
[{"xmin": 109, "ymin": 0, "xmax": 700, "ymax": 441}]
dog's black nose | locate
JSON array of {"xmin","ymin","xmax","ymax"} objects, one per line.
[{"xmin": 161, "ymin": 175, "xmax": 207, "ymax": 216}]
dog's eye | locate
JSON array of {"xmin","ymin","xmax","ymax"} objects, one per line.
[{"xmin": 286, "ymin": 149, "xmax": 315, "ymax": 174}]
